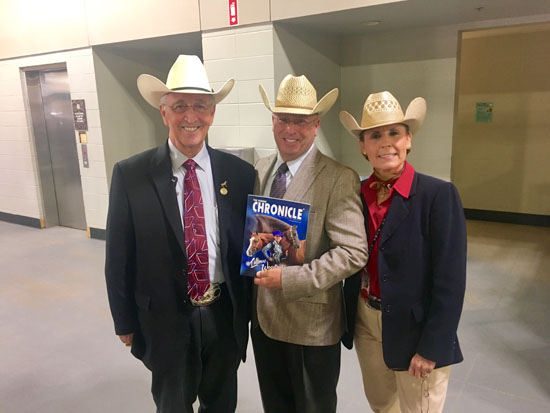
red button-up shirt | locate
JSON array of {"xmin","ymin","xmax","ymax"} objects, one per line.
[{"xmin": 361, "ymin": 161, "xmax": 415, "ymax": 299}]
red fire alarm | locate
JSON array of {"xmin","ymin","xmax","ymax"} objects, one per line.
[{"xmin": 229, "ymin": 0, "xmax": 238, "ymax": 26}]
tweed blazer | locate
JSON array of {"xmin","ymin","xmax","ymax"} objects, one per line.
[{"xmin": 254, "ymin": 146, "xmax": 368, "ymax": 346}]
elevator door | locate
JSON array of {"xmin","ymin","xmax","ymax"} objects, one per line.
[{"xmin": 26, "ymin": 68, "xmax": 87, "ymax": 230}]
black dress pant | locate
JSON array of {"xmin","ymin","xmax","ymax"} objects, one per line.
[
  {"xmin": 251, "ymin": 325, "xmax": 341, "ymax": 413},
  {"xmin": 151, "ymin": 284, "xmax": 240, "ymax": 413}
]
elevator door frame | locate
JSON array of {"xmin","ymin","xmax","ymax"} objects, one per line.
[{"xmin": 24, "ymin": 63, "xmax": 87, "ymax": 230}]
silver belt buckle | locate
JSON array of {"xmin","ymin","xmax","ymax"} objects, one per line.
[{"xmin": 190, "ymin": 283, "xmax": 221, "ymax": 306}]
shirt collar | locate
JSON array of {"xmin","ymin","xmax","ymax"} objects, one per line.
[
  {"xmin": 168, "ymin": 139, "xmax": 209, "ymax": 172},
  {"xmin": 392, "ymin": 161, "xmax": 414, "ymax": 198},
  {"xmin": 272, "ymin": 144, "xmax": 315, "ymax": 178},
  {"xmin": 364, "ymin": 161, "xmax": 415, "ymax": 200}
]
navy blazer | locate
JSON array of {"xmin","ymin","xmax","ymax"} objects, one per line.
[
  {"xmin": 105, "ymin": 141, "xmax": 255, "ymax": 372},
  {"xmin": 343, "ymin": 171, "xmax": 467, "ymax": 370}
]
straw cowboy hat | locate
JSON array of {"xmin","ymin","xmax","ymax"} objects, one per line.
[
  {"xmin": 137, "ymin": 55, "xmax": 234, "ymax": 108},
  {"xmin": 259, "ymin": 75, "xmax": 338, "ymax": 117},
  {"xmin": 339, "ymin": 91, "xmax": 426, "ymax": 138}
]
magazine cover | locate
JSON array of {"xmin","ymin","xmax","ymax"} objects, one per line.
[{"xmin": 240, "ymin": 195, "xmax": 310, "ymax": 277}]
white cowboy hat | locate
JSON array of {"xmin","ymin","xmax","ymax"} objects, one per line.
[
  {"xmin": 259, "ymin": 74, "xmax": 338, "ymax": 117},
  {"xmin": 339, "ymin": 91, "xmax": 426, "ymax": 138},
  {"xmin": 137, "ymin": 55, "xmax": 234, "ymax": 108}
]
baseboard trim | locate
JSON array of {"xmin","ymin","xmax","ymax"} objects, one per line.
[
  {"xmin": 0, "ymin": 212, "xmax": 42, "ymax": 228},
  {"xmin": 464, "ymin": 209, "xmax": 550, "ymax": 227},
  {"xmin": 89, "ymin": 227, "xmax": 106, "ymax": 240}
]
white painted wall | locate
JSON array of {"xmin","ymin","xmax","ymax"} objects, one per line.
[
  {"xmin": 339, "ymin": 25, "xmax": 459, "ymax": 180},
  {"xmin": 202, "ymin": 24, "xmax": 275, "ymax": 158},
  {"xmin": 338, "ymin": 14, "xmax": 550, "ymax": 182},
  {"xmin": 0, "ymin": 0, "xmax": 201, "ymax": 59},
  {"xmin": 202, "ymin": 23, "xmax": 343, "ymax": 161},
  {"xmin": 273, "ymin": 24, "xmax": 342, "ymax": 160},
  {"xmin": 92, "ymin": 49, "xmax": 186, "ymax": 186},
  {"xmin": 3, "ymin": 7, "xmax": 550, "ymax": 227}
]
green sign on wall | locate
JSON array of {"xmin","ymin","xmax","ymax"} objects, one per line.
[{"xmin": 476, "ymin": 102, "xmax": 493, "ymax": 122}]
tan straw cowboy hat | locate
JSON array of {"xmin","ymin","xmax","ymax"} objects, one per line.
[
  {"xmin": 259, "ymin": 74, "xmax": 338, "ymax": 117},
  {"xmin": 339, "ymin": 91, "xmax": 426, "ymax": 138},
  {"xmin": 137, "ymin": 55, "xmax": 234, "ymax": 108}
]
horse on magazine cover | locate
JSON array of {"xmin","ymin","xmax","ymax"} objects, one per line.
[{"xmin": 246, "ymin": 229, "xmax": 305, "ymax": 265}]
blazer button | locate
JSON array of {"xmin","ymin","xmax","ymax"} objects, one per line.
[
  {"xmin": 380, "ymin": 247, "xmax": 385, "ymax": 251},
  {"xmin": 384, "ymin": 304, "xmax": 392, "ymax": 313},
  {"xmin": 382, "ymin": 274, "xmax": 389, "ymax": 282}
]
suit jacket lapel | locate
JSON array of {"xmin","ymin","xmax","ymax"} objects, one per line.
[
  {"xmin": 207, "ymin": 146, "xmax": 230, "ymax": 262},
  {"xmin": 256, "ymin": 154, "xmax": 277, "ymax": 195},
  {"xmin": 256, "ymin": 146, "xmax": 322, "ymax": 202},
  {"xmin": 284, "ymin": 146, "xmax": 323, "ymax": 202},
  {"xmin": 150, "ymin": 141, "xmax": 186, "ymax": 254},
  {"xmin": 380, "ymin": 172, "xmax": 417, "ymax": 246}
]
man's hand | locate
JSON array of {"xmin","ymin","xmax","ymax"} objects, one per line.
[
  {"xmin": 408, "ymin": 353, "xmax": 435, "ymax": 379},
  {"xmin": 118, "ymin": 333, "xmax": 134, "ymax": 347},
  {"xmin": 254, "ymin": 267, "xmax": 282, "ymax": 289}
]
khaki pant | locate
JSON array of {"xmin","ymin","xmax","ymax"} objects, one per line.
[{"xmin": 354, "ymin": 297, "xmax": 451, "ymax": 413}]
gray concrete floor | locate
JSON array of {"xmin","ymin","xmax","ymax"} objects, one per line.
[{"xmin": 0, "ymin": 220, "xmax": 549, "ymax": 412}]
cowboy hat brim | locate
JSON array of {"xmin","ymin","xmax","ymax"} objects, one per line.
[
  {"xmin": 137, "ymin": 74, "xmax": 234, "ymax": 108},
  {"xmin": 339, "ymin": 97, "xmax": 427, "ymax": 138},
  {"xmin": 259, "ymin": 84, "xmax": 339, "ymax": 117}
]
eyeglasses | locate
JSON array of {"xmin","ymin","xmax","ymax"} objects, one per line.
[
  {"xmin": 274, "ymin": 115, "xmax": 318, "ymax": 128},
  {"xmin": 164, "ymin": 102, "xmax": 212, "ymax": 114}
]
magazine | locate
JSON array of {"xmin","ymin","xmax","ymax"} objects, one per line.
[{"xmin": 240, "ymin": 195, "xmax": 310, "ymax": 277}]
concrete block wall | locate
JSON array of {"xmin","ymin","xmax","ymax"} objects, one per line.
[
  {"xmin": 202, "ymin": 23, "xmax": 276, "ymax": 158},
  {"xmin": 273, "ymin": 24, "xmax": 342, "ymax": 161}
]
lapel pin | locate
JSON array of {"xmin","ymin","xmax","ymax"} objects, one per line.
[{"xmin": 220, "ymin": 181, "xmax": 228, "ymax": 195}]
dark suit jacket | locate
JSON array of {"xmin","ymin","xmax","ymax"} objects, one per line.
[
  {"xmin": 343, "ymin": 172, "xmax": 467, "ymax": 370},
  {"xmin": 105, "ymin": 141, "xmax": 255, "ymax": 373}
]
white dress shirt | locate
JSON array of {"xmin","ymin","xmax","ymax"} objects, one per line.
[
  {"xmin": 263, "ymin": 143, "xmax": 315, "ymax": 197},
  {"xmin": 168, "ymin": 140, "xmax": 224, "ymax": 284}
]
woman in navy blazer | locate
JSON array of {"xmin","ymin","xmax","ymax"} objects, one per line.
[{"xmin": 339, "ymin": 92, "xmax": 467, "ymax": 413}]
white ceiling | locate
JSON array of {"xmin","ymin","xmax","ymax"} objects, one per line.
[{"xmin": 276, "ymin": 0, "xmax": 550, "ymax": 36}]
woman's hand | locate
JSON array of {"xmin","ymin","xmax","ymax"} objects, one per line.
[{"xmin": 408, "ymin": 353, "xmax": 435, "ymax": 379}]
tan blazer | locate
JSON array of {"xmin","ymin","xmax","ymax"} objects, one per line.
[{"xmin": 254, "ymin": 146, "xmax": 368, "ymax": 346}]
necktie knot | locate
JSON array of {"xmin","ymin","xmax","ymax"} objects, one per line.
[
  {"xmin": 183, "ymin": 159, "xmax": 197, "ymax": 172},
  {"xmin": 275, "ymin": 162, "xmax": 289, "ymax": 176}
]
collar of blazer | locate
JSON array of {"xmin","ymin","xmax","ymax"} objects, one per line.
[
  {"xmin": 206, "ymin": 145, "xmax": 232, "ymax": 260},
  {"xmin": 379, "ymin": 171, "xmax": 419, "ymax": 246},
  {"xmin": 149, "ymin": 142, "xmax": 234, "ymax": 260},
  {"xmin": 150, "ymin": 141, "xmax": 187, "ymax": 255},
  {"xmin": 258, "ymin": 145, "xmax": 325, "ymax": 202}
]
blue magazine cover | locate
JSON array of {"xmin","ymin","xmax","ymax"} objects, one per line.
[{"xmin": 240, "ymin": 195, "xmax": 310, "ymax": 277}]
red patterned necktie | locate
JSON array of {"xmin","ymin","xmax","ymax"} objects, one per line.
[{"xmin": 183, "ymin": 159, "xmax": 210, "ymax": 301}]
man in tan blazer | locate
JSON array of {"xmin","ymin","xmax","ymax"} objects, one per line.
[{"xmin": 252, "ymin": 75, "xmax": 368, "ymax": 413}]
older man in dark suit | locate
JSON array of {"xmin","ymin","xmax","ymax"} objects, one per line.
[{"xmin": 105, "ymin": 55, "xmax": 255, "ymax": 413}]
